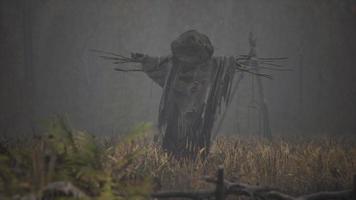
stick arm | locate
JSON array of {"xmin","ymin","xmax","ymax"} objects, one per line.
[{"xmin": 137, "ymin": 54, "xmax": 171, "ymax": 88}]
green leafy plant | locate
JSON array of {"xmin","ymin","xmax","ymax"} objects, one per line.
[{"xmin": 0, "ymin": 116, "xmax": 154, "ymax": 199}]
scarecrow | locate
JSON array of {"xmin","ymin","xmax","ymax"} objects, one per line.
[{"xmin": 95, "ymin": 30, "xmax": 286, "ymax": 157}]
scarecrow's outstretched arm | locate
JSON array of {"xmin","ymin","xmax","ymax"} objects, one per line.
[
  {"xmin": 233, "ymin": 55, "xmax": 289, "ymax": 79},
  {"xmin": 131, "ymin": 53, "xmax": 171, "ymax": 88},
  {"xmin": 92, "ymin": 49, "xmax": 170, "ymax": 88}
]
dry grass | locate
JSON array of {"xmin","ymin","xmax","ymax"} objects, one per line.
[
  {"xmin": 116, "ymin": 133, "xmax": 356, "ymax": 195},
  {"xmin": 1, "ymin": 120, "xmax": 355, "ymax": 199}
]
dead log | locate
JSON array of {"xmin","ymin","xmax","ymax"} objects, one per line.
[{"xmin": 153, "ymin": 167, "xmax": 356, "ymax": 200}]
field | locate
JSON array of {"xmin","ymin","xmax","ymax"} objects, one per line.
[{"xmin": 0, "ymin": 118, "xmax": 355, "ymax": 199}]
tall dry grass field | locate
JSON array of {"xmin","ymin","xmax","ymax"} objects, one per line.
[
  {"xmin": 120, "ymin": 133, "xmax": 356, "ymax": 195},
  {"xmin": 1, "ymin": 120, "xmax": 355, "ymax": 199}
]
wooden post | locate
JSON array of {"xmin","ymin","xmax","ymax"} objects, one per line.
[
  {"xmin": 299, "ymin": 54, "xmax": 304, "ymax": 111},
  {"xmin": 298, "ymin": 53, "xmax": 304, "ymax": 131},
  {"xmin": 353, "ymin": 174, "xmax": 356, "ymax": 199},
  {"xmin": 215, "ymin": 166, "xmax": 225, "ymax": 200},
  {"xmin": 248, "ymin": 32, "xmax": 272, "ymax": 139}
]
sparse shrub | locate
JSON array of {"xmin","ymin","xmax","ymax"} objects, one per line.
[{"xmin": 0, "ymin": 117, "xmax": 154, "ymax": 199}]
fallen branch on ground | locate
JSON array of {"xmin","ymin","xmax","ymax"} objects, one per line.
[{"xmin": 152, "ymin": 166, "xmax": 356, "ymax": 200}]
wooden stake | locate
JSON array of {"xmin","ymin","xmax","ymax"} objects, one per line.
[
  {"xmin": 216, "ymin": 166, "xmax": 225, "ymax": 200},
  {"xmin": 353, "ymin": 174, "xmax": 356, "ymax": 199}
]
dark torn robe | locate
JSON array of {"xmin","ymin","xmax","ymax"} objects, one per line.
[{"xmin": 142, "ymin": 55, "xmax": 236, "ymax": 157}]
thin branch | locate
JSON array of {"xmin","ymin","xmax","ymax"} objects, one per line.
[
  {"xmin": 238, "ymin": 55, "xmax": 288, "ymax": 60},
  {"xmin": 151, "ymin": 190, "xmax": 215, "ymax": 199},
  {"xmin": 202, "ymin": 172, "xmax": 354, "ymax": 200},
  {"xmin": 234, "ymin": 61, "xmax": 273, "ymax": 79},
  {"xmin": 251, "ymin": 66, "xmax": 293, "ymax": 71},
  {"xmin": 91, "ymin": 49, "xmax": 143, "ymax": 65},
  {"xmin": 263, "ymin": 191, "xmax": 295, "ymax": 200},
  {"xmin": 226, "ymin": 180, "xmax": 353, "ymax": 200},
  {"xmin": 98, "ymin": 55, "xmax": 121, "ymax": 60},
  {"xmin": 296, "ymin": 190, "xmax": 353, "ymax": 200},
  {"xmin": 259, "ymin": 57, "xmax": 288, "ymax": 60},
  {"xmin": 259, "ymin": 62, "xmax": 287, "ymax": 68},
  {"xmin": 114, "ymin": 68, "xmax": 143, "ymax": 72},
  {"xmin": 90, "ymin": 49, "xmax": 131, "ymax": 60}
]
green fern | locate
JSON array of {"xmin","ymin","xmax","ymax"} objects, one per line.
[{"xmin": 0, "ymin": 118, "xmax": 155, "ymax": 199}]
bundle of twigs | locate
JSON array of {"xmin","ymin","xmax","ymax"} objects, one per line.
[
  {"xmin": 235, "ymin": 55, "xmax": 290, "ymax": 79},
  {"xmin": 90, "ymin": 49, "xmax": 144, "ymax": 72},
  {"xmin": 92, "ymin": 49, "xmax": 290, "ymax": 79}
]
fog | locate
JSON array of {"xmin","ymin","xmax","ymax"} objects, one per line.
[{"xmin": 1, "ymin": 0, "xmax": 356, "ymax": 136}]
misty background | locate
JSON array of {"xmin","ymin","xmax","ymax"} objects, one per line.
[{"xmin": 1, "ymin": 0, "xmax": 356, "ymax": 137}]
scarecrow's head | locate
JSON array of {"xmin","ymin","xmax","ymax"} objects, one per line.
[{"xmin": 171, "ymin": 30, "xmax": 214, "ymax": 64}]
